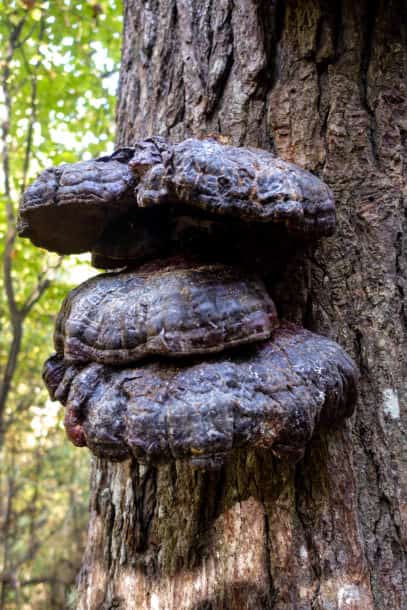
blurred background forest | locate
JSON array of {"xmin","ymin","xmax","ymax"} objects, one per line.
[{"xmin": 0, "ymin": 1, "xmax": 122, "ymax": 608}]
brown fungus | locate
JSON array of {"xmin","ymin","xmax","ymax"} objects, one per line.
[
  {"xmin": 131, "ymin": 137, "xmax": 336, "ymax": 236},
  {"xmin": 54, "ymin": 258, "xmax": 278, "ymax": 364},
  {"xmin": 43, "ymin": 322, "xmax": 358, "ymax": 468},
  {"xmin": 23, "ymin": 137, "xmax": 358, "ymax": 470},
  {"xmin": 18, "ymin": 149, "xmax": 136, "ymax": 254},
  {"xmin": 18, "ymin": 137, "xmax": 335, "ymax": 260},
  {"xmin": 91, "ymin": 208, "xmax": 302, "ymax": 274}
]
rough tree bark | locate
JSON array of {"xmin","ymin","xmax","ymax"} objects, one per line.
[{"xmin": 77, "ymin": 1, "xmax": 406, "ymax": 608}]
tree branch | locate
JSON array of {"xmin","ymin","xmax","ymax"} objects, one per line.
[
  {"xmin": 20, "ymin": 257, "xmax": 64, "ymax": 317},
  {"xmin": 0, "ymin": 15, "xmax": 59, "ymax": 443}
]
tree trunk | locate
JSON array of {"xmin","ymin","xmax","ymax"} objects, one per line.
[{"xmin": 77, "ymin": 1, "xmax": 406, "ymax": 608}]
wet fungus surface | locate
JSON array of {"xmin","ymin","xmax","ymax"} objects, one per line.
[
  {"xmin": 18, "ymin": 150, "xmax": 136, "ymax": 254},
  {"xmin": 20, "ymin": 136, "xmax": 358, "ymax": 469},
  {"xmin": 19, "ymin": 137, "xmax": 336, "ymax": 256},
  {"xmin": 54, "ymin": 258, "xmax": 277, "ymax": 364},
  {"xmin": 44, "ymin": 322, "xmax": 357, "ymax": 468}
]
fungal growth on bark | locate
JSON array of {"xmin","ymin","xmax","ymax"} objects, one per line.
[
  {"xmin": 54, "ymin": 258, "xmax": 277, "ymax": 364},
  {"xmin": 19, "ymin": 136, "xmax": 336, "ymax": 255},
  {"xmin": 18, "ymin": 150, "xmax": 137, "ymax": 253},
  {"xmin": 20, "ymin": 136, "xmax": 358, "ymax": 469},
  {"xmin": 44, "ymin": 322, "xmax": 357, "ymax": 467}
]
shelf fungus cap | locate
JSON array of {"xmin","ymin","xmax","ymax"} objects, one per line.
[
  {"xmin": 54, "ymin": 258, "xmax": 278, "ymax": 364},
  {"xmin": 43, "ymin": 322, "xmax": 358, "ymax": 468},
  {"xmin": 131, "ymin": 137, "xmax": 336, "ymax": 236},
  {"xmin": 18, "ymin": 149, "xmax": 136, "ymax": 254},
  {"xmin": 19, "ymin": 137, "xmax": 336, "ymax": 258}
]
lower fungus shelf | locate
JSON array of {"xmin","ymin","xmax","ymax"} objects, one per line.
[{"xmin": 43, "ymin": 321, "xmax": 358, "ymax": 469}]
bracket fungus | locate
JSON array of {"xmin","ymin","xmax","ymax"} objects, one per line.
[
  {"xmin": 54, "ymin": 258, "xmax": 277, "ymax": 364},
  {"xmin": 19, "ymin": 137, "xmax": 335, "ymax": 256},
  {"xmin": 44, "ymin": 322, "xmax": 357, "ymax": 467},
  {"xmin": 20, "ymin": 136, "xmax": 358, "ymax": 469},
  {"xmin": 18, "ymin": 150, "xmax": 136, "ymax": 254}
]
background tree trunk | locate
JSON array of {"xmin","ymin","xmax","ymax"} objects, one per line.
[{"xmin": 77, "ymin": 1, "xmax": 406, "ymax": 608}]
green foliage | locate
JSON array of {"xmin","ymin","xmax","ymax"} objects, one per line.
[
  {"xmin": 0, "ymin": 2, "xmax": 122, "ymax": 608},
  {"xmin": 0, "ymin": 0, "xmax": 121, "ymax": 162}
]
